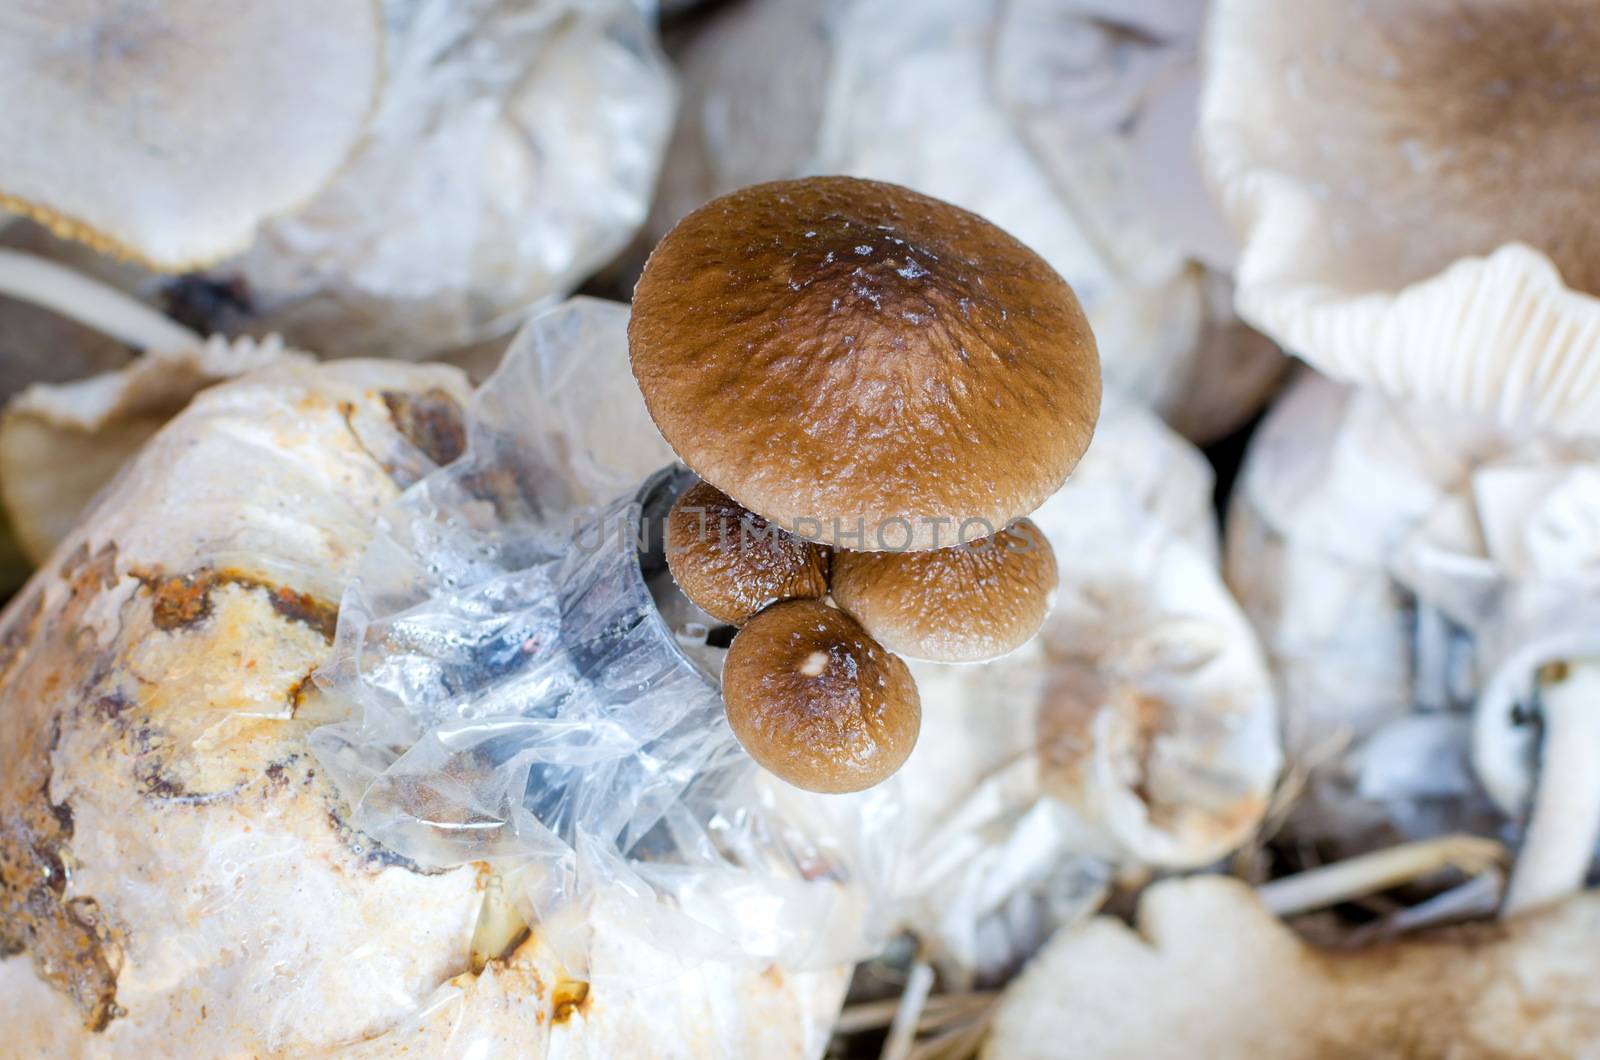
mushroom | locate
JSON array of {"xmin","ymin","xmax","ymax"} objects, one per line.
[
  {"xmin": 1228, "ymin": 370, "xmax": 1600, "ymax": 911},
  {"xmin": 665, "ymin": 480, "xmax": 830, "ymax": 627},
  {"xmin": 0, "ymin": 250, "xmax": 303, "ymax": 563},
  {"xmin": 181, "ymin": 0, "xmax": 677, "ymax": 359},
  {"xmin": 886, "ymin": 398, "xmax": 1280, "ymax": 982},
  {"xmin": 0, "ymin": 302, "xmax": 876, "ymax": 1053},
  {"xmin": 722, "ymin": 600, "xmax": 920, "ymax": 793},
  {"xmin": 630, "ymin": 175, "xmax": 1101, "ymax": 552},
  {"xmin": 629, "ymin": 175, "xmax": 1102, "ymax": 790},
  {"xmin": 2, "ymin": 1, "xmax": 676, "ymax": 362},
  {"xmin": 830, "ymin": 520, "xmax": 1057, "ymax": 663},
  {"xmin": 1202, "ymin": 0, "xmax": 1600, "ymax": 433},
  {"xmin": 983, "ymin": 873, "xmax": 1600, "ymax": 1059},
  {"xmin": 649, "ymin": 0, "xmax": 1286, "ymax": 443},
  {"xmin": 0, "ymin": 1, "xmax": 379, "ymax": 270},
  {"xmin": 1225, "ymin": 372, "xmax": 1504, "ymax": 852}
]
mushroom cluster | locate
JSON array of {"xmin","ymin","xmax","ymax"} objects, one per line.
[{"xmin": 628, "ymin": 176, "xmax": 1102, "ymax": 792}]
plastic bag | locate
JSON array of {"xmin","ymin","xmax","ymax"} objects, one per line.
[
  {"xmin": 0, "ymin": 0, "xmax": 675, "ymax": 364},
  {"xmin": 651, "ymin": 0, "xmax": 1282, "ymax": 443},
  {"xmin": 891, "ymin": 398, "xmax": 1279, "ymax": 983},
  {"xmin": 189, "ymin": 0, "xmax": 675, "ymax": 360},
  {"xmin": 1227, "ymin": 372, "xmax": 1600, "ymax": 851},
  {"xmin": 0, "ymin": 300, "xmax": 888, "ymax": 1058}
]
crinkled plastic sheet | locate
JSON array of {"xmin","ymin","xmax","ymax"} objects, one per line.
[
  {"xmin": 3, "ymin": 2, "xmax": 674, "ymax": 364},
  {"xmin": 890, "ymin": 398, "xmax": 1278, "ymax": 984},
  {"xmin": 310, "ymin": 297, "xmax": 897, "ymax": 976},
  {"xmin": 1228, "ymin": 373, "xmax": 1600, "ymax": 850},
  {"xmin": 196, "ymin": 0, "xmax": 674, "ymax": 360},
  {"xmin": 652, "ymin": 0, "xmax": 1281, "ymax": 443}
]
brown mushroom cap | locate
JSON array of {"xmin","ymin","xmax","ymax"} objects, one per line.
[
  {"xmin": 629, "ymin": 176, "xmax": 1100, "ymax": 551},
  {"xmin": 666, "ymin": 480, "xmax": 830, "ymax": 626},
  {"xmin": 830, "ymin": 519, "xmax": 1057, "ymax": 663},
  {"xmin": 722, "ymin": 599, "xmax": 920, "ymax": 793}
]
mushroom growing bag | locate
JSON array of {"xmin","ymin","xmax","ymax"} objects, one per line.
[
  {"xmin": 892, "ymin": 398, "xmax": 1280, "ymax": 983},
  {"xmin": 310, "ymin": 297, "xmax": 896, "ymax": 972},
  {"xmin": 0, "ymin": 299, "xmax": 888, "ymax": 1057},
  {"xmin": 1228, "ymin": 373, "xmax": 1600, "ymax": 852},
  {"xmin": 194, "ymin": 0, "xmax": 675, "ymax": 360},
  {"xmin": 653, "ymin": 0, "xmax": 1281, "ymax": 443},
  {"xmin": 0, "ymin": 0, "xmax": 675, "ymax": 363}
]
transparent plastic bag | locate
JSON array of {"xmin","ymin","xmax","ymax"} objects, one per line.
[
  {"xmin": 0, "ymin": 300, "xmax": 889, "ymax": 1058},
  {"xmin": 311, "ymin": 296, "xmax": 897, "ymax": 976},
  {"xmin": 891, "ymin": 398, "xmax": 1279, "ymax": 983},
  {"xmin": 0, "ymin": 1, "xmax": 675, "ymax": 364},
  {"xmin": 1227, "ymin": 372, "xmax": 1600, "ymax": 852},
  {"xmin": 196, "ymin": 0, "xmax": 676, "ymax": 360}
]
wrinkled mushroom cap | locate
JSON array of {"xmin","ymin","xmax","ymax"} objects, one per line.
[
  {"xmin": 984, "ymin": 876, "xmax": 1600, "ymax": 1059},
  {"xmin": 722, "ymin": 599, "xmax": 920, "ymax": 793},
  {"xmin": 0, "ymin": 0, "xmax": 380, "ymax": 270},
  {"xmin": 1202, "ymin": 0, "xmax": 1600, "ymax": 432},
  {"xmin": 666, "ymin": 480, "xmax": 830, "ymax": 626},
  {"xmin": 630, "ymin": 176, "xmax": 1100, "ymax": 550},
  {"xmin": 830, "ymin": 520, "xmax": 1057, "ymax": 663}
]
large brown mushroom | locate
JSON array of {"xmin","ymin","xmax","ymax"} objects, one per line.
[
  {"xmin": 1202, "ymin": 0, "xmax": 1600, "ymax": 432},
  {"xmin": 630, "ymin": 176, "xmax": 1100, "ymax": 551}
]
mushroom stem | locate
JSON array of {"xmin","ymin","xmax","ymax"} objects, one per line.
[
  {"xmin": 1255, "ymin": 835, "xmax": 1505, "ymax": 919},
  {"xmin": 881, "ymin": 958, "xmax": 935, "ymax": 1060},
  {"xmin": 1503, "ymin": 660, "xmax": 1600, "ymax": 916},
  {"xmin": 0, "ymin": 249, "xmax": 200, "ymax": 353}
]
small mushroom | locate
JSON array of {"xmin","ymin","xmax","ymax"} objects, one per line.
[
  {"xmin": 630, "ymin": 175, "xmax": 1100, "ymax": 551},
  {"xmin": 830, "ymin": 520, "xmax": 1057, "ymax": 663},
  {"xmin": 722, "ymin": 599, "xmax": 920, "ymax": 793},
  {"xmin": 0, "ymin": 1, "xmax": 380, "ymax": 270},
  {"xmin": 665, "ymin": 480, "xmax": 830, "ymax": 626},
  {"xmin": 983, "ymin": 873, "xmax": 1600, "ymax": 1059},
  {"xmin": 1201, "ymin": 0, "xmax": 1600, "ymax": 432}
]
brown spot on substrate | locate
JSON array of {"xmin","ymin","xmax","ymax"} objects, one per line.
[
  {"xmin": 141, "ymin": 569, "xmax": 338, "ymax": 642},
  {"xmin": 382, "ymin": 389, "xmax": 467, "ymax": 468},
  {"xmin": 0, "ymin": 542, "xmax": 125, "ymax": 1030},
  {"xmin": 551, "ymin": 979, "xmax": 590, "ymax": 1024}
]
